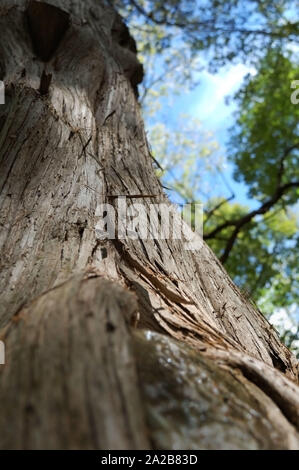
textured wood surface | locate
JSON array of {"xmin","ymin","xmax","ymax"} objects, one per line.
[{"xmin": 0, "ymin": 0, "xmax": 298, "ymax": 449}]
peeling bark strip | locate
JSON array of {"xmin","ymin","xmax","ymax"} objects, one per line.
[
  {"xmin": 39, "ymin": 70, "xmax": 52, "ymax": 95},
  {"xmin": 207, "ymin": 349, "xmax": 299, "ymax": 430},
  {"xmin": 0, "ymin": 0, "xmax": 298, "ymax": 449}
]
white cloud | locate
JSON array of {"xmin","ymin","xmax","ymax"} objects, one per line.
[{"xmin": 192, "ymin": 64, "xmax": 256, "ymax": 123}]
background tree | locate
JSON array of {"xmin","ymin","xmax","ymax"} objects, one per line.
[{"xmin": 205, "ymin": 50, "xmax": 299, "ymax": 312}]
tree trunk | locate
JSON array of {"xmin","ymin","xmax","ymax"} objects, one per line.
[{"xmin": 0, "ymin": 0, "xmax": 298, "ymax": 450}]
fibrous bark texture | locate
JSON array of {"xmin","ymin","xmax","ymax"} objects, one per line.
[{"xmin": 0, "ymin": 0, "xmax": 298, "ymax": 449}]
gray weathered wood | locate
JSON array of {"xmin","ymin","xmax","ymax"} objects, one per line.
[{"xmin": 0, "ymin": 0, "xmax": 298, "ymax": 449}]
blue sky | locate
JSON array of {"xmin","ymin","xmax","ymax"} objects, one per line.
[{"xmin": 171, "ymin": 63, "xmax": 259, "ymax": 209}]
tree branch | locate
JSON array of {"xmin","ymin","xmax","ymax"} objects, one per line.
[
  {"xmin": 205, "ymin": 143, "xmax": 299, "ymax": 243},
  {"xmin": 128, "ymin": 0, "xmax": 297, "ymax": 38},
  {"xmin": 218, "ymin": 181, "xmax": 299, "ymax": 263},
  {"xmin": 204, "ymin": 195, "xmax": 235, "ymax": 226}
]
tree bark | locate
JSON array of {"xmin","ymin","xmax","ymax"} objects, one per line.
[{"xmin": 0, "ymin": 0, "xmax": 298, "ymax": 449}]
